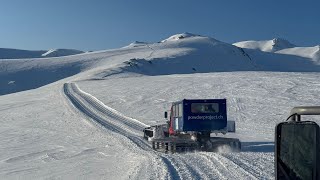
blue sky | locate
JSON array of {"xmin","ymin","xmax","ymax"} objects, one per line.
[{"xmin": 0, "ymin": 0, "xmax": 319, "ymax": 51}]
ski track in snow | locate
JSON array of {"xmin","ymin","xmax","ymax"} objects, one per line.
[
  {"xmin": 64, "ymin": 82, "xmax": 273, "ymax": 179},
  {"xmin": 64, "ymin": 83, "xmax": 170, "ymax": 179}
]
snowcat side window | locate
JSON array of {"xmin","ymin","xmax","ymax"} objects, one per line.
[
  {"xmin": 176, "ymin": 105, "xmax": 178, "ymax": 117},
  {"xmin": 179, "ymin": 103, "xmax": 183, "ymax": 117},
  {"xmin": 173, "ymin": 105, "xmax": 178, "ymax": 117},
  {"xmin": 171, "ymin": 106, "xmax": 176, "ymax": 117}
]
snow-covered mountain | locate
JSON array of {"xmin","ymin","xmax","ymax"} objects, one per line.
[
  {"xmin": 1, "ymin": 33, "xmax": 320, "ymax": 179},
  {"xmin": 1, "ymin": 33, "xmax": 320, "ymax": 96},
  {"xmin": 276, "ymin": 45, "xmax": 320, "ymax": 64},
  {"xmin": 233, "ymin": 38, "xmax": 296, "ymax": 52},
  {"xmin": 0, "ymin": 48, "xmax": 84, "ymax": 59},
  {"xmin": 160, "ymin": 32, "xmax": 202, "ymax": 42},
  {"xmin": 103, "ymin": 33, "xmax": 319, "ymax": 78},
  {"xmin": 234, "ymin": 38, "xmax": 320, "ymax": 64},
  {"xmin": 107, "ymin": 33, "xmax": 258, "ymax": 77}
]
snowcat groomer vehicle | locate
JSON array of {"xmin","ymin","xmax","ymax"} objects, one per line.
[{"xmin": 143, "ymin": 99, "xmax": 241, "ymax": 152}]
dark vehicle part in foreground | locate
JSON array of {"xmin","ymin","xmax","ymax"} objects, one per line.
[
  {"xmin": 275, "ymin": 106, "xmax": 320, "ymax": 180},
  {"xmin": 143, "ymin": 99, "xmax": 241, "ymax": 152}
]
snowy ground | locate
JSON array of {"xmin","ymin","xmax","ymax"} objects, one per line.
[
  {"xmin": 0, "ymin": 83, "xmax": 145, "ymax": 179},
  {"xmin": 0, "ymin": 33, "xmax": 319, "ymax": 179},
  {"xmin": 2, "ymin": 71, "xmax": 319, "ymax": 179},
  {"xmin": 77, "ymin": 71, "xmax": 320, "ymax": 142}
]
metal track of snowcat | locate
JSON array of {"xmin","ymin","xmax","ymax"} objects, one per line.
[
  {"xmin": 151, "ymin": 138, "xmax": 199, "ymax": 153},
  {"xmin": 150, "ymin": 137, "xmax": 241, "ymax": 153}
]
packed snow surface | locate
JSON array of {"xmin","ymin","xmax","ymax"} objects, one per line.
[{"xmin": 0, "ymin": 33, "xmax": 320, "ymax": 179}]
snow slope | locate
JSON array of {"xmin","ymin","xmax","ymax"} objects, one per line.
[
  {"xmin": 0, "ymin": 48, "xmax": 84, "ymax": 59},
  {"xmin": 233, "ymin": 38, "xmax": 296, "ymax": 52},
  {"xmin": 0, "ymin": 47, "xmax": 150, "ymax": 95},
  {"xmin": 0, "ymin": 33, "xmax": 320, "ymax": 179},
  {"xmin": 0, "ymin": 81, "xmax": 150, "ymax": 179},
  {"xmin": 97, "ymin": 33, "xmax": 320, "ymax": 79},
  {"xmin": 276, "ymin": 45, "xmax": 320, "ymax": 64},
  {"xmin": 1, "ymin": 33, "xmax": 320, "ymax": 96}
]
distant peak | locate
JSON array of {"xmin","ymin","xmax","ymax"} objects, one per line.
[
  {"xmin": 272, "ymin": 38, "xmax": 290, "ymax": 43},
  {"xmin": 128, "ymin": 41, "xmax": 148, "ymax": 46},
  {"xmin": 233, "ymin": 38, "xmax": 296, "ymax": 52},
  {"xmin": 161, "ymin": 32, "xmax": 201, "ymax": 42},
  {"xmin": 132, "ymin": 41, "xmax": 147, "ymax": 44},
  {"xmin": 271, "ymin": 38, "xmax": 296, "ymax": 48},
  {"xmin": 176, "ymin": 32, "xmax": 200, "ymax": 38},
  {"xmin": 41, "ymin": 49, "xmax": 83, "ymax": 57},
  {"xmin": 272, "ymin": 37, "xmax": 287, "ymax": 42},
  {"xmin": 124, "ymin": 41, "xmax": 148, "ymax": 48}
]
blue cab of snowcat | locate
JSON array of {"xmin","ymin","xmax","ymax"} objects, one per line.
[{"xmin": 170, "ymin": 99, "xmax": 227, "ymax": 132}]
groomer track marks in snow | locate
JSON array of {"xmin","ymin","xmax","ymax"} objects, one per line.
[{"xmin": 63, "ymin": 82, "xmax": 268, "ymax": 179}]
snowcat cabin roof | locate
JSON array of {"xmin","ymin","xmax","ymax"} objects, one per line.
[{"xmin": 172, "ymin": 99, "xmax": 226, "ymax": 105}]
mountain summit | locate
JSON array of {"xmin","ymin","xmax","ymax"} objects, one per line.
[
  {"xmin": 233, "ymin": 38, "xmax": 296, "ymax": 52},
  {"xmin": 161, "ymin": 32, "xmax": 201, "ymax": 42}
]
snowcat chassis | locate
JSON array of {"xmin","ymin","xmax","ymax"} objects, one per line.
[{"xmin": 149, "ymin": 137, "xmax": 241, "ymax": 153}]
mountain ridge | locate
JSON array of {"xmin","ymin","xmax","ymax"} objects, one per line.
[
  {"xmin": 233, "ymin": 38, "xmax": 296, "ymax": 52},
  {"xmin": 0, "ymin": 48, "xmax": 84, "ymax": 59},
  {"xmin": 1, "ymin": 33, "xmax": 320, "ymax": 95}
]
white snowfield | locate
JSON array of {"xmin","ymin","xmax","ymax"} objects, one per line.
[{"xmin": 0, "ymin": 33, "xmax": 320, "ymax": 179}]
